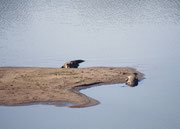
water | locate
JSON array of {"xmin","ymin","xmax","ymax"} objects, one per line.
[{"xmin": 0, "ymin": 0, "xmax": 180, "ymax": 129}]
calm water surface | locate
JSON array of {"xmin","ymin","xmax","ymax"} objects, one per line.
[{"xmin": 0, "ymin": 0, "xmax": 180, "ymax": 129}]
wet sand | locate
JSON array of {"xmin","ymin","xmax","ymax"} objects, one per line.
[{"xmin": 0, "ymin": 67, "xmax": 143, "ymax": 108}]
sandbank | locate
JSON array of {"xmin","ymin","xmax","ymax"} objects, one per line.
[{"xmin": 0, "ymin": 67, "xmax": 144, "ymax": 108}]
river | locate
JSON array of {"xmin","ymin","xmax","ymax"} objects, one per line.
[{"xmin": 0, "ymin": 0, "xmax": 180, "ymax": 129}]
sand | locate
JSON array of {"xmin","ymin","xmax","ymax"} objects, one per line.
[{"xmin": 0, "ymin": 67, "xmax": 144, "ymax": 108}]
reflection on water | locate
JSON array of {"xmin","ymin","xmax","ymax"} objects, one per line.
[{"xmin": 0, "ymin": 0, "xmax": 180, "ymax": 129}]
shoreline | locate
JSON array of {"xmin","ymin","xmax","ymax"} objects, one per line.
[{"xmin": 0, "ymin": 67, "xmax": 144, "ymax": 108}]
